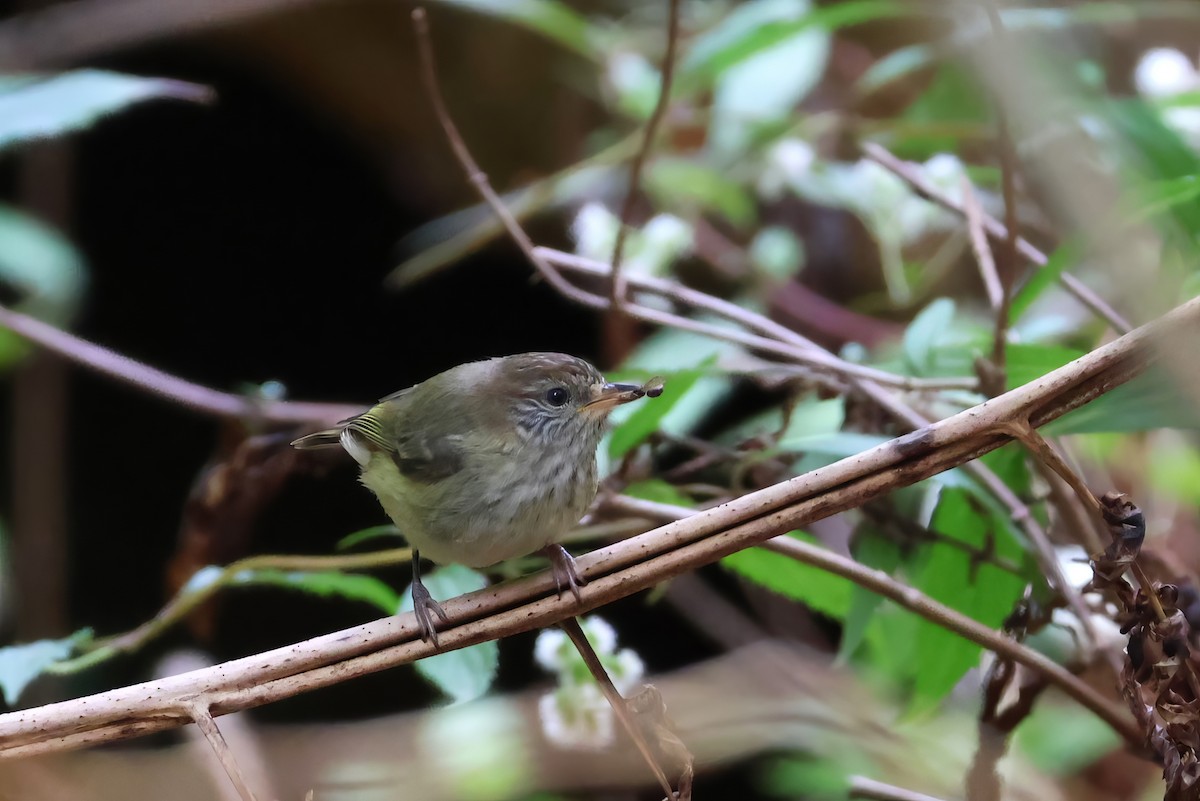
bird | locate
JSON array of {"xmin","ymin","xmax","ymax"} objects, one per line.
[{"xmin": 292, "ymin": 352, "xmax": 657, "ymax": 645}]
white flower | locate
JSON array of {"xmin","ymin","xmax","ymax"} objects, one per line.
[
  {"xmin": 533, "ymin": 628, "xmax": 569, "ymax": 673},
  {"xmin": 572, "ymin": 202, "xmax": 620, "ymax": 263},
  {"xmin": 538, "ymin": 684, "xmax": 614, "ymax": 751}
]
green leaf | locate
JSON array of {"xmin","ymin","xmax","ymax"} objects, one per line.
[
  {"xmin": 623, "ymin": 478, "xmax": 694, "ymax": 508},
  {"xmin": 432, "ymin": 0, "xmax": 598, "ymax": 59},
  {"xmin": 1049, "ymin": 368, "xmax": 1200, "ymax": 434},
  {"xmin": 608, "ymin": 362, "xmax": 710, "ymax": 459},
  {"xmin": 644, "ymin": 158, "xmax": 756, "ymax": 228},
  {"xmin": 336, "ymin": 525, "xmax": 403, "ymax": 551},
  {"xmin": 902, "ymin": 298, "xmax": 956, "ymax": 376},
  {"xmin": 401, "ymin": 565, "xmax": 498, "ymax": 703},
  {"xmin": 909, "ymin": 489, "xmax": 1026, "ymax": 710},
  {"xmin": 0, "ymin": 70, "xmax": 211, "ymax": 152},
  {"xmin": 707, "ymin": 0, "xmax": 830, "ymax": 158},
  {"xmin": 1004, "ymin": 343, "xmax": 1085, "ymax": 391},
  {"xmin": 1015, "ymin": 699, "xmax": 1122, "ymax": 775},
  {"xmin": 722, "ymin": 532, "xmax": 853, "ymax": 620},
  {"xmin": 1008, "ymin": 242, "xmax": 1081, "ymax": 324},
  {"xmin": 681, "ymin": 0, "xmax": 906, "ymax": 88},
  {"xmin": 233, "ymin": 569, "xmax": 400, "ymax": 614},
  {"xmin": 838, "ymin": 532, "xmax": 901, "ymax": 661},
  {"xmin": 0, "ymin": 205, "xmax": 88, "ymax": 368},
  {"xmin": 0, "ymin": 629, "xmax": 92, "ymax": 705}
]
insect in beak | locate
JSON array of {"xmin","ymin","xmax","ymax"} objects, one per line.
[{"xmin": 580, "ymin": 376, "xmax": 665, "ymax": 415}]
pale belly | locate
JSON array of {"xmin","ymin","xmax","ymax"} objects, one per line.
[{"xmin": 359, "ymin": 451, "xmax": 596, "ymax": 567}]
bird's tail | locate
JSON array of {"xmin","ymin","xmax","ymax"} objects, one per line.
[{"xmin": 291, "ymin": 427, "xmax": 345, "ymax": 449}]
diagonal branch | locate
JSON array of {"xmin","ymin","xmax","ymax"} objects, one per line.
[
  {"xmin": 2, "ymin": 295, "xmax": 1192, "ymax": 758},
  {"xmin": 0, "ymin": 301, "xmax": 360, "ymax": 424},
  {"xmin": 862, "ymin": 142, "xmax": 1132, "ymax": 334}
]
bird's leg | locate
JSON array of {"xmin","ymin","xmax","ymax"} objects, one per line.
[
  {"xmin": 410, "ymin": 550, "xmax": 449, "ymax": 647},
  {"xmin": 540, "ymin": 543, "xmax": 585, "ymax": 603}
]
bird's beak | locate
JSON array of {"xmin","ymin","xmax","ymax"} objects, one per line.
[{"xmin": 580, "ymin": 382, "xmax": 647, "ymax": 416}]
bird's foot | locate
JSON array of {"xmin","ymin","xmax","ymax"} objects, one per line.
[
  {"xmin": 541, "ymin": 543, "xmax": 585, "ymax": 603},
  {"xmin": 411, "ymin": 573, "xmax": 449, "ymax": 647}
]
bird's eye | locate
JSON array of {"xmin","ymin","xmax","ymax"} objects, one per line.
[{"xmin": 545, "ymin": 387, "xmax": 571, "ymax": 407}]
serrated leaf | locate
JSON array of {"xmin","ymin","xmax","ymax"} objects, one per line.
[
  {"xmin": 401, "ymin": 565, "xmax": 498, "ymax": 703},
  {"xmin": 909, "ymin": 490, "xmax": 1026, "ymax": 710},
  {"xmin": 0, "ymin": 70, "xmax": 211, "ymax": 152},
  {"xmin": 234, "ymin": 569, "xmax": 400, "ymax": 614},
  {"xmin": 336, "ymin": 525, "xmax": 403, "ymax": 551},
  {"xmin": 722, "ymin": 532, "xmax": 853, "ymax": 619},
  {"xmin": 902, "ymin": 298, "xmax": 956, "ymax": 376},
  {"xmin": 0, "ymin": 628, "xmax": 92, "ymax": 705}
]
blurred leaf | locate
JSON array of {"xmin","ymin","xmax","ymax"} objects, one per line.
[
  {"xmin": 681, "ymin": 0, "xmax": 905, "ymax": 88},
  {"xmin": 0, "ymin": 70, "xmax": 211, "ymax": 152},
  {"xmin": 839, "ymin": 531, "xmax": 901, "ymax": 661},
  {"xmin": 894, "ymin": 64, "xmax": 992, "ymax": 157},
  {"xmin": 401, "ymin": 565, "xmax": 498, "ymax": 703},
  {"xmin": 609, "ymin": 362, "xmax": 709, "ymax": 459},
  {"xmin": 234, "ymin": 570, "xmax": 400, "ymax": 614},
  {"xmin": 1009, "ymin": 242, "xmax": 1081, "ymax": 324},
  {"xmin": 722, "ymin": 532, "xmax": 853, "ymax": 620},
  {"xmin": 1049, "ymin": 368, "xmax": 1200, "ymax": 434},
  {"xmin": 432, "ymin": 0, "xmax": 598, "ymax": 59},
  {"xmin": 909, "ymin": 489, "xmax": 1026, "ymax": 710},
  {"xmin": 903, "ymin": 298, "xmax": 956, "ymax": 376},
  {"xmin": 0, "ymin": 205, "xmax": 88, "ymax": 368},
  {"xmin": 857, "ymin": 44, "xmax": 934, "ymax": 97},
  {"xmin": 1015, "ymin": 699, "xmax": 1122, "ymax": 775},
  {"xmin": 0, "ymin": 628, "xmax": 92, "ymax": 705},
  {"xmin": 623, "ymin": 478, "xmax": 694, "ymax": 508},
  {"xmin": 645, "ymin": 158, "xmax": 756, "ymax": 228},
  {"xmin": 750, "ymin": 226, "xmax": 806, "ymax": 280},
  {"xmin": 708, "ymin": 0, "xmax": 830, "ymax": 158},
  {"xmin": 1005, "ymin": 343, "xmax": 1085, "ymax": 391},
  {"xmin": 336, "ymin": 525, "xmax": 403, "ymax": 551}
]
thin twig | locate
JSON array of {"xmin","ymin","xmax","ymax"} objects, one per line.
[
  {"xmin": 861, "ymin": 142, "xmax": 1132, "ymax": 334},
  {"xmin": 849, "ymin": 776, "xmax": 952, "ymax": 801},
  {"xmin": 560, "ymin": 617, "xmax": 678, "ymax": 800},
  {"xmin": 609, "ymin": 0, "xmax": 681, "ymax": 310},
  {"xmin": 184, "ymin": 699, "xmax": 260, "ymax": 801},
  {"xmin": 410, "ymin": 7, "xmax": 607, "ymax": 310},
  {"xmin": 2, "ymin": 297, "xmax": 1184, "ymax": 756},
  {"xmin": 982, "ymin": 2, "xmax": 1020, "ymax": 375},
  {"xmin": 537, "ymin": 247, "xmax": 978, "ymax": 392},
  {"xmin": 0, "ymin": 302, "xmax": 360, "ymax": 424},
  {"xmin": 961, "ymin": 175, "xmax": 1002, "ymax": 310}
]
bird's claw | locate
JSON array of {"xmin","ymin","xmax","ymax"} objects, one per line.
[
  {"xmin": 542, "ymin": 543, "xmax": 585, "ymax": 604},
  {"xmin": 411, "ymin": 576, "xmax": 449, "ymax": 648}
]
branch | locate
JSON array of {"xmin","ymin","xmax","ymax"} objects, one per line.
[
  {"xmin": 609, "ymin": 0, "xmax": 681, "ymax": 310},
  {"xmin": 184, "ymin": 700, "xmax": 260, "ymax": 801},
  {"xmin": 410, "ymin": 7, "xmax": 607, "ymax": 310},
  {"xmin": 560, "ymin": 617, "xmax": 679, "ymax": 800},
  {"xmin": 0, "ymin": 302, "xmax": 360, "ymax": 424},
  {"xmin": 861, "ymin": 142, "xmax": 1132, "ymax": 334},
  {"xmin": 4, "ymin": 295, "xmax": 1191, "ymax": 757},
  {"xmin": 850, "ymin": 777, "xmax": 951, "ymax": 801}
]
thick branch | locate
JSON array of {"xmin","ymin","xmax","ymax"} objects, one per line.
[{"xmin": 2, "ymin": 294, "xmax": 1191, "ymax": 757}]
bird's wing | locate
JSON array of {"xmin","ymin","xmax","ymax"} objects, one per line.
[{"xmin": 349, "ymin": 384, "xmax": 468, "ymax": 483}]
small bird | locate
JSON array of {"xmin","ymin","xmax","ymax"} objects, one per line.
[{"xmin": 292, "ymin": 352, "xmax": 656, "ymax": 644}]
